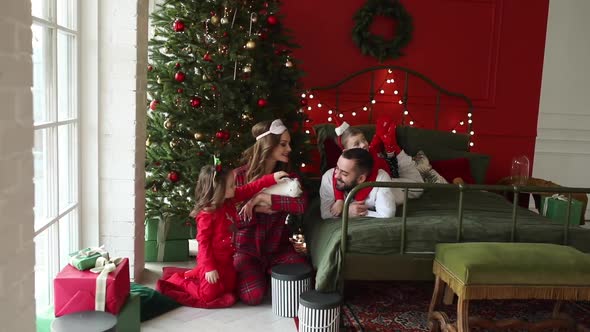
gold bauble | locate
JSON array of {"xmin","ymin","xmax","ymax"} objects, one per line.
[
  {"xmin": 194, "ymin": 132, "xmax": 205, "ymax": 140},
  {"xmin": 243, "ymin": 65, "xmax": 252, "ymax": 73},
  {"xmin": 164, "ymin": 119, "xmax": 175, "ymax": 130},
  {"xmin": 245, "ymin": 39, "xmax": 256, "ymax": 49},
  {"xmin": 285, "ymin": 60, "xmax": 293, "ymax": 68},
  {"xmin": 210, "ymin": 15, "xmax": 220, "ymax": 25},
  {"xmin": 202, "ymin": 74, "xmax": 209, "ymax": 81}
]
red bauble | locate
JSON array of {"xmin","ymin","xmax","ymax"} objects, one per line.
[
  {"xmin": 267, "ymin": 15, "xmax": 278, "ymax": 25},
  {"xmin": 211, "ymin": 85, "xmax": 217, "ymax": 91},
  {"xmin": 223, "ymin": 32, "xmax": 229, "ymax": 38},
  {"xmin": 175, "ymin": 62, "xmax": 181, "ymax": 68},
  {"xmin": 147, "ymin": 65, "xmax": 153, "ymax": 71},
  {"xmin": 300, "ymin": 98, "xmax": 308, "ymax": 106},
  {"xmin": 174, "ymin": 71, "xmax": 186, "ymax": 82},
  {"xmin": 177, "ymin": 88, "xmax": 184, "ymax": 93},
  {"xmin": 215, "ymin": 130, "xmax": 230, "ymax": 140},
  {"xmin": 168, "ymin": 171, "xmax": 180, "ymax": 183},
  {"xmin": 257, "ymin": 98, "xmax": 268, "ymax": 107},
  {"xmin": 216, "ymin": 64, "xmax": 223, "ymax": 71},
  {"xmin": 264, "ymin": 2, "xmax": 269, "ymax": 8},
  {"xmin": 173, "ymin": 19, "xmax": 185, "ymax": 32},
  {"xmin": 203, "ymin": 53, "xmax": 212, "ymax": 62},
  {"xmin": 215, "ymin": 131, "xmax": 224, "ymax": 139},
  {"xmin": 223, "ymin": 130, "xmax": 230, "ymax": 140},
  {"xmin": 149, "ymin": 100, "xmax": 159, "ymax": 110},
  {"xmin": 259, "ymin": 9, "xmax": 268, "ymax": 16},
  {"xmin": 190, "ymin": 96, "xmax": 202, "ymax": 108}
]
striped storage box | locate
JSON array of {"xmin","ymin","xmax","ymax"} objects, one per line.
[
  {"xmin": 298, "ymin": 291, "xmax": 342, "ymax": 332},
  {"xmin": 271, "ymin": 263, "xmax": 312, "ymax": 317}
]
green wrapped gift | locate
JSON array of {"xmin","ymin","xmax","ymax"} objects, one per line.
[
  {"xmin": 539, "ymin": 194, "xmax": 583, "ymax": 225},
  {"xmin": 68, "ymin": 247, "xmax": 109, "ymax": 271},
  {"xmin": 37, "ymin": 295, "xmax": 140, "ymax": 332},
  {"xmin": 117, "ymin": 293, "xmax": 140, "ymax": 332},
  {"xmin": 145, "ymin": 218, "xmax": 194, "ymax": 241},
  {"xmin": 36, "ymin": 306, "xmax": 55, "ymax": 332},
  {"xmin": 145, "ymin": 240, "xmax": 189, "ymax": 262}
]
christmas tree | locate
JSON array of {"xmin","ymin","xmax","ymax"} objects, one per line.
[{"xmin": 145, "ymin": 0, "xmax": 309, "ymax": 227}]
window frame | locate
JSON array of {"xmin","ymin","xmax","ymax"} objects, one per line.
[{"xmin": 31, "ymin": 0, "xmax": 81, "ymax": 312}]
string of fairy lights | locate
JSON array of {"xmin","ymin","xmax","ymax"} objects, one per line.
[{"xmin": 300, "ymin": 69, "xmax": 475, "ymax": 148}]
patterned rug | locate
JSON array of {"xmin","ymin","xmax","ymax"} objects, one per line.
[{"xmin": 339, "ymin": 281, "xmax": 590, "ymax": 332}]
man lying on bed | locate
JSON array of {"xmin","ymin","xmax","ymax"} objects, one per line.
[{"xmin": 319, "ymin": 148, "xmax": 396, "ymax": 219}]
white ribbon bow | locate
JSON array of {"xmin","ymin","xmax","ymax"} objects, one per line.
[{"xmin": 90, "ymin": 256, "xmax": 124, "ymax": 311}]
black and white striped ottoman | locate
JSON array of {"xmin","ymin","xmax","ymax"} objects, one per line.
[
  {"xmin": 298, "ymin": 291, "xmax": 342, "ymax": 332},
  {"xmin": 271, "ymin": 263, "xmax": 312, "ymax": 317}
]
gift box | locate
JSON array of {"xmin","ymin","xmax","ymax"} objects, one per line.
[
  {"xmin": 145, "ymin": 218, "xmax": 194, "ymax": 241},
  {"xmin": 54, "ymin": 257, "xmax": 130, "ymax": 317},
  {"xmin": 539, "ymin": 194, "xmax": 583, "ymax": 225},
  {"xmin": 117, "ymin": 292, "xmax": 141, "ymax": 332},
  {"xmin": 68, "ymin": 247, "xmax": 109, "ymax": 271},
  {"xmin": 36, "ymin": 306, "xmax": 55, "ymax": 332},
  {"xmin": 145, "ymin": 240, "xmax": 189, "ymax": 262}
]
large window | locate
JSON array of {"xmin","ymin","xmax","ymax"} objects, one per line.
[{"xmin": 32, "ymin": 0, "xmax": 79, "ymax": 312}]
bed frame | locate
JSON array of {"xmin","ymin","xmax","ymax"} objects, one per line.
[
  {"xmin": 337, "ymin": 182, "xmax": 590, "ymax": 292},
  {"xmin": 308, "ymin": 66, "xmax": 590, "ymax": 293}
]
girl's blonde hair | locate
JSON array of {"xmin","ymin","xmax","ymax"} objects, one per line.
[
  {"xmin": 340, "ymin": 127, "xmax": 365, "ymax": 149},
  {"xmin": 241, "ymin": 120, "xmax": 289, "ymax": 182},
  {"xmin": 189, "ymin": 165, "xmax": 228, "ymax": 218}
]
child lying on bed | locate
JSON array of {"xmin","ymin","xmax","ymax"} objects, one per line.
[{"xmin": 329, "ymin": 117, "xmax": 424, "ymax": 217}]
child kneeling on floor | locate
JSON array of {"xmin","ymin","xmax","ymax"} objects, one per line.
[{"xmin": 157, "ymin": 163, "xmax": 287, "ymax": 308}]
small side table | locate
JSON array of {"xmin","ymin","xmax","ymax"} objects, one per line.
[{"xmin": 496, "ymin": 176, "xmax": 587, "ymax": 225}]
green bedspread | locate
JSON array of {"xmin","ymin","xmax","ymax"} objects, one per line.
[{"xmin": 304, "ymin": 189, "xmax": 590, "ymax": 291}]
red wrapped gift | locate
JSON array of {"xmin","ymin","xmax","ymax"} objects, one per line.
[{"xmin": 54, "ymin": 257, "xmax": 130, "ymax": 317}]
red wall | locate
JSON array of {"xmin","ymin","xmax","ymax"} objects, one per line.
[{"xmin": 281, "ymin": 0, "xmax": 549, "ymax": 183}]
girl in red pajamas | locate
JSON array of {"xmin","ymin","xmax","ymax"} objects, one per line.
[
  {"xmin": 156, "ymin": 164, "xmax": 287, "ymax": 308},
  {"xmin": 233, "ymin": 119, "xmax": 309, "ymax": 306}
]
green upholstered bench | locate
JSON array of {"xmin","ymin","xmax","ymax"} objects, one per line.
[{"xmin": 427, "ymin": 242, "xmax": 590, "ymax": 332}]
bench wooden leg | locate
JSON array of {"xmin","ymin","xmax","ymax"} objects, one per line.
[
  {"xmin": 443, "ymin": 285, "xmax": 455, "ymax": 305},
  {"xmin": 428, "ymin": 276, "xmax": 447, "ymax": 332},
  {"xmin": 456, "ymin": 296, "xmax": 469, "ymax": 332}
]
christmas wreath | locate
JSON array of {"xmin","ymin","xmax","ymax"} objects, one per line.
[{"xmin": 352, "ymin": 0, "xmax": 413, "ymax": 62}]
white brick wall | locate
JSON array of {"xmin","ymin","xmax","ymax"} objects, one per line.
[
  {"xmin": 96, "ymin": 0, "xmax": 148, "ymax": 281},
  {"xmin": 0, "ymin": 0, "xmax": 36, "ymax": 330}
]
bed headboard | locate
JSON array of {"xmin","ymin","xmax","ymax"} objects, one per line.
[{"xmin": 307, "ymin": 65, "xmax": 474, "ymax": 148}]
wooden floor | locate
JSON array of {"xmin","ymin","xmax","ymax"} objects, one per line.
[{"xmin": 139, "ymin": 261, "xmax": 297, "ymax": 332}]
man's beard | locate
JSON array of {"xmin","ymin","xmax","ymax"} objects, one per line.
[{"xmin": 335, "ymin": 178, "xmax": 359, "ymax": 192}]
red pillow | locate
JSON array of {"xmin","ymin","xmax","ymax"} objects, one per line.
[
  {"xmin": 430, "ymin": 158, "xmax": 475, "ymax": 184},
  {"xmin": 323, "ymin": 138, "xmax": 342, "ymax": 170}
]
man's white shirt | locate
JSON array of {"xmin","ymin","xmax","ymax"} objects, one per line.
[{"xmin": 320, "ymin": 168, "xmax": 396, "ymax": 219}]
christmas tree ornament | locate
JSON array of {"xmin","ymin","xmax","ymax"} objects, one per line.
[
  {"xmin": 157, "ymin": 76, "xmax": 162, "ymax": 84},
  {"xmin": 257, "ymin": 98, "xmax": 268, "ymax": 107},
  {"xmin": 147, "ymin": 65, "xmax": 153, "ymax": 71},
  {"xmin": 174, "ymin": 71, "xmax": 186, "ymax": 82},
  {"xmin": 210, "ymin": 15, "xmax": 220, "ymax": 25},
  {"xmin": 216, "ymin": 64, "xmax": 223, "ymax": 71},
  {"xmin": 259, "ymin": 31, "xmax": 268, "ymax": 40},
  {"xmin": 203, "ymin": 52, "xmax": 212, "ymax": 62},
  {"xmin": 285, "ymin": 60, "xmax": 293, "ymax": 67},
  {"xmin": 177, "ymin": 88, "xmax": 184, "ymax": 93},
  {"xmin": 211, "ymin": 85, "xmax": 217, "ymax": 91},
  {"xmin": 251, "ymin": 13, "xmax": 258, "ymax": 23},
  {"xmin": 300, "ymin": 98, "xmax": 308, "ymax": 106},
  {"xmin": 223, "ymin": 31, "xmax": 229, "ymax": 38},
  {"xmin": 164, "ymin": 118, "xmax": 175, "ymax": 130},
  {"xmin": 169, "ymin": 138, "xmax": 180, "ymax": 148},
  {"xmin": 167, "ymin": 171, "xmax": 180, "ymax": 183},
  {"xmin": 190, "ymin": 96, "xmax": 202, "ymax": 107},
  {"xmin": 243, "ymin": 64, "xmax": 252, "ymax": 73},
  {"xmin": 245, "ymin": 39, "xmax": 256, "ymax": 49},
  {"xmin": 145, "ymin": 137, "xmax": 151, "ymax": 146},
  {"xmin": 149, "ymin": 100, "xmax": 159, "ymax": 110},
  {"xmin": 202, "ymin": 74, "xmax": 209, "ymax": 81},
  {"xmin": 220, "ymin": 17, "xmax": 229, "ymax": 25},
  {"xmin": 173, "ymin": 19, "xmax": 185, "ymax": 32},
  {"xmin": 175, "ymin": 62, "xmax": 181, "ymax": 68},
  {"xmin": 151, "ymin": 186, "xmax": 158, "ymax": 193},
  {"xmin": 267, "ymin": 15, "xmax": 278, "ymax": 25},
  {"xmin": 194, "ymin": 132, "xmax": 204, "ymax": 140}
]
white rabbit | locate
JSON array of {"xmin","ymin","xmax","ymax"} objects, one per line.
[{"xmin": 263, "ymin": 177, "xmax": 303, "ymax": 197}]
